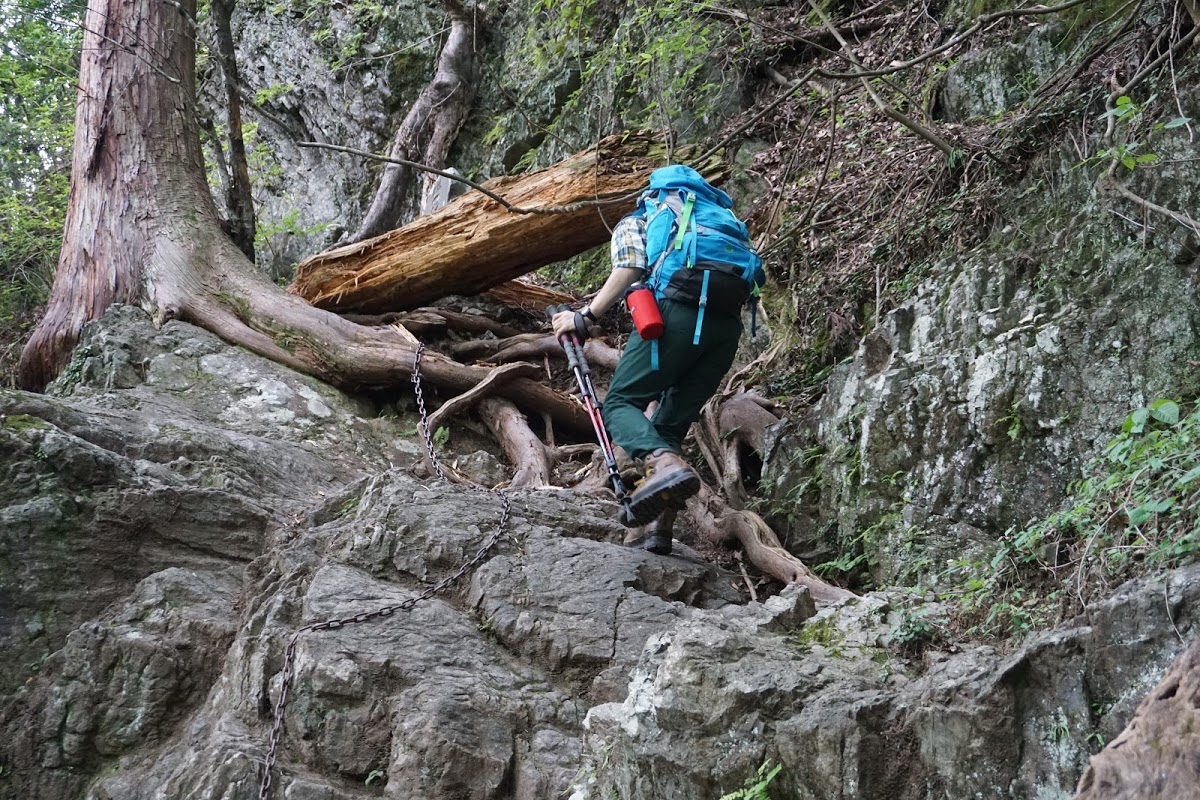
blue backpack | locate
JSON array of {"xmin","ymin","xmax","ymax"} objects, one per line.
[{"xmin": 630, "ymin": 165, "xmax": 766, "ymax": 346}]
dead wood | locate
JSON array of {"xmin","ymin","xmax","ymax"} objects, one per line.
[
  {"xmin": 450, "ymin": 333, "xmax": 546, "ymax": 362},
  {"xmin": 288, "ymin": 133, "xmax": 729, "ymax": 314},
  {"xmin": 344, "ymin": 308, "xmax": 522, "ymax": 338},
  {"xmin": 348, "ymin": 0, "xmax": 484, "ymax": 242},
  {"xmin": 1074, "ymin": 636, "xmax": 1200, "ymax": 799},
  {"xmin": 479, "ymin": 396, "xmax": 552, "ymax": 488},
  {"xmin": 552, "ymin": 443, "xmax": 598, "ymax": 460},
  {"xmin": 484, "ymin": 280, "xmax": 575, "ymax": 313}
]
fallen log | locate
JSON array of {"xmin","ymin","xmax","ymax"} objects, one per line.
[{"xmin": 288, "ymin": 132, "xmax": 729, "ymax": 314}]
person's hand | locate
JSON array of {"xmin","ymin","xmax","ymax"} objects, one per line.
[{"xmin": 552, "ymin": 309, "xmax": 579, "ymax": 338}]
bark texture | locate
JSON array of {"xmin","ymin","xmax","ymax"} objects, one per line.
[
  {"xmin": 211, "ymin": 0, "xmax": 256, "ymax": 259},
  {"xmin": 1075, "ymin": 637, "xmax": 1200, "ymax": 800}
]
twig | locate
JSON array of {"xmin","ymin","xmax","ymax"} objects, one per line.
[
  {"xmin": 239, "ymin": 87, "xmax": 308, "ymax": 141},
  {"xmin": 814, "ymin": 0, "xmax": 1097, "ymax": 80},
  {"xmin": 498, "ymin": 84, "xmax": 575, "ymax": 150},
  {"xmin": 697, "ymin": 67, "xmax": 818, "ymax": 164},
  {"xmin": 1099, "ymin": 173, "xmax": 1200, "ymax": 235},
  {"xmin": 1023, "ymin": 0, "xmax": 1143, "ymax": 112},
  {"xmin": 1168, "ymin": 2, "xmax": 1197, "ymax": 142},
  {"xmin": 761, "ymin": 89, "xmax": 840, "ymax": 257},
  {"xmin": 806, "ymin": 0, "xmax": 956, "ymax": 158},
  {"xmin": 735, "ymin": 552, "xmax": 758, "ymax": 601},
  {"xmin": 1115, "ymin": 23, "xmax": 1200, "ymax": 98}
]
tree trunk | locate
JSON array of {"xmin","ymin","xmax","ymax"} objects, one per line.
[
  {"xmin": 15, "ymin": 0, "xmax": 587, "ymax": 435},
  {"xmin": 289, "ymin": 134, "xmax": 730, "ymax": 314},
  {"xmin": 1074, "ymin": 637, "xmax": 1200, "ymax": 799},
  {"xmin": 347, "ymin": 0, "xmax": 483, "ymax": 243},
  {"xmin": 211, "ymin": 0, "xmax": 256, "ymax": 259}
]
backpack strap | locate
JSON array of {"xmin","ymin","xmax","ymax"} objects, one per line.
[
  {"xmin": 672, "ymin": 192, "xmax": 695, "ymax": 253},
  {"xmin": 692, "ymin": 269, "xmax": 711, "ymax": 345}
]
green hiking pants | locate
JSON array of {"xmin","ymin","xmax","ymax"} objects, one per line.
[{"xmin": 602, "ymin": 298, "xmax": 742, "ymax": 460}]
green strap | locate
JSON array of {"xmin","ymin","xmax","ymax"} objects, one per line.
[{"xmin": 672, "ymin": 193, "xmax": 695, "ymax": 251}]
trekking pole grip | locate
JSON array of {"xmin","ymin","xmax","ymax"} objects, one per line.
[{"xmin": 547, "ymin": 303, "xmax": 590, "ymax": 344}]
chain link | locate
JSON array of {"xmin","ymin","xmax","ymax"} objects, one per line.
[
  {"xmin": 412, "ymin": 341, "xmax": 447, "ymax": 482},
  {"xmin": 258, "ymin": 342, "xmax": 512, "ymax": 800}
]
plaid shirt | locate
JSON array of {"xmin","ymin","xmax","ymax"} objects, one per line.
[{"xmin": 610, "ymin": 215, "xmax": 647, "ymax": 273}]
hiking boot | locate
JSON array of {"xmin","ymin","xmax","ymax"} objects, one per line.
[
  {"xmin": 622, "ymin": 508, "xmax": 677, "ymax": 555},
  {"xmin": 622, "ymin": 449, "xmax": 700, "ymax": 527}
]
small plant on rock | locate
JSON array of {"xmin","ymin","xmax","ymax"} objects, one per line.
[
  {"xmin": 720, "ymin": 759, "xmax": 782, "ymax": 800},
  {"xmin": 944, "ymin": 399, "xmax": 1200, "ymax": 637}
]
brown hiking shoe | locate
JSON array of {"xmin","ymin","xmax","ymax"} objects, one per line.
[
  {"xmin": 622, "ymin": 508, "xmax": 677, "ymax": 555},
  {"xmin": 623, "ymin": 450, "xmax": 699, "ymax": 527}
]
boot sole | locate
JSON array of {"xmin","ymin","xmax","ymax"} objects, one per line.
[
  {"xmin": 644, "ymin": 533, "xmax": 672, "ymax": 555},
  {"xmin": 622, "ymin": 471, "xmax": 700, "ymax": 527},
  {"xmin": 621, "ymin": 532, "xmax": 673, "ymax": 555}
]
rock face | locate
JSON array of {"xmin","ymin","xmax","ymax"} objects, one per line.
[
  {"xmin": 2, "ymin": 308, "xmax": 1198, "ymax": 800},
  {"xmin": 762, "ymin": 82, "xmax": 1200, "ymax": 590}
]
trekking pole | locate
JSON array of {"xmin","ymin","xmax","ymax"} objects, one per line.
[{"xmin": 547, "ymin": 305, "xmax": 631, "ymax": 511}]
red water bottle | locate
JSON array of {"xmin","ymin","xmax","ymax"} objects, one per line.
[{"xmin": 626, "ymin": 283, "xmax": 664, "ymax": 340}]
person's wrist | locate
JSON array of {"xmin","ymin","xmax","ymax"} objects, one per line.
[{"xmin": 581, "ymin": 306, "xmax": 598, "ymax": 322}]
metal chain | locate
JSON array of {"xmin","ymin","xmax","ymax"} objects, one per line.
[
  {"xmin": 412, "ymin": 341, "xmax": 447, "ymax": 482},
  {"xmin": 258, "ymin": 342, "xmax": 512, "ymax": 800}
]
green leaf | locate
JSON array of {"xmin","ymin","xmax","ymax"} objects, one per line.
[
  {"xmin": 1128, "ymin": 505, "xmax": 1152, "ymax": 526},
  {"xmin": 1149, "ymin": 399, "xmax": 1180, "ymax": 425},
  {"xmin": 1163, "ymin": 117, "xmax": 1192, "ymax": 129},
  {"xmin": 1129, "ymin": 498, "xmax": 1174, "ymax": 526},
  {"xmin": 1121, "ymin": 153, "xmax": 1137, "ymax": 169},
  {"xmin": 1123, "ymin": 408, "xmax": 1150, "ymax": 434},
  {"xmin": 1134, "ymin": 153, "xmax": 1158, "ymax": 164},
  {"xmin": 1174, "ymin": 465, "xmax": 1200, "ymax": 487}
]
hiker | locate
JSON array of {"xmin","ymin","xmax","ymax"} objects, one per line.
[{"xmin": 552, "ymin": 165, "xmax": 764, "ymax": 556}]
